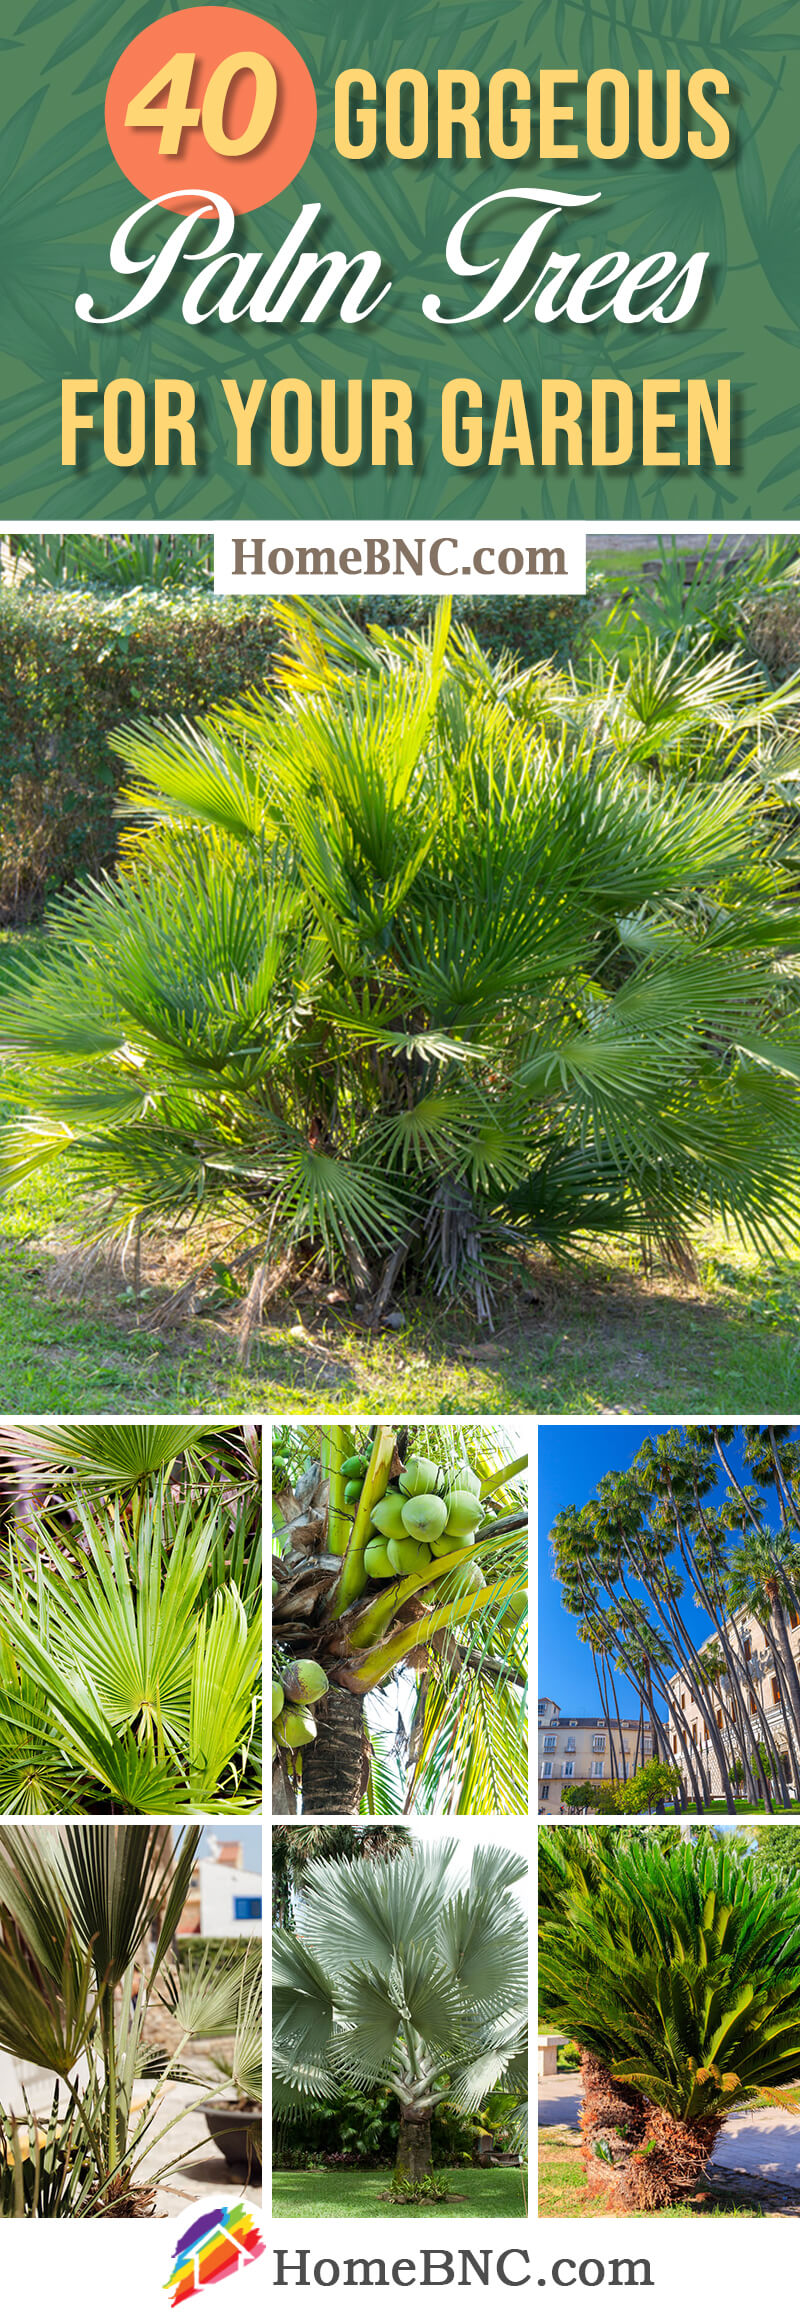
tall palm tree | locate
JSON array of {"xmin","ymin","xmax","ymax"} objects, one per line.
[
  {"xmin": 273, "ymin": 1839, "xmax": 528, "ymax": 2183},
  {"xmin": 3, "ymin": 609, "xmax": 800, "ymax": 1313},
  {"xmin": 272, "ymin": 1419, "xmax": 527, "ymax": 1818},
  {"xmin": 272, "ymin": 1825, "xmax": 413, "ymax": 1928},
  {"xmin": 540, "ymin": 1829, "xmax": 800, "ymax": 2211}
]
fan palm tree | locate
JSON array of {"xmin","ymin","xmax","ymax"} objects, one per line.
[
  {"xmin": 540, "ymin": 1829, "xmax": 800, "ymax": 2210},
  {"xmin": 3, "ymin": 606, "xmax": 800, "ymax": 1313},
  {"xmin": 273, "ymin": 1838, "xmax": 528, "ymax": 2183},
  {"xmin": 272, "ymin": 1420, "xmax": 527, "ymax": 1817},
  {"xmin": 0, "ymin": 1823, "xmax": 262, "ymax": 2215},
  {"xmin": 272, "ymin": 1825, "xmax": 414, "ymax": 1928}
]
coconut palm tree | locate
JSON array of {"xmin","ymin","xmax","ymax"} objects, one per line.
[
  {"xmin": 272, "ymin": 1419, "xmax": 527, "ymax": 1818},
  {"xmin": 4, "ymin": 607, "xmax": 800, "ymax": 1317},
  {"xmin": 540, "ymin": 1829, "xmax": 800, "ymax": 2211},
  {"xmin": 0, "ymin": 1823, "xmax": 262, "ymax": 2215},
  {"xmin": 273, "ymin": 1839, "xmax": 528, "ymax": 2184}
]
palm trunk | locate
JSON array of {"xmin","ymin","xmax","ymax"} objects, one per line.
[
  {"xmin": 299, "ymin": 1686, "xmax": 367, "ymax": 1814},
  {"xmin": 395, "ymin": 2108, "xmax": 433, "ymax": 2184},
  {"xmin": 615, "ymin": 2107, "xmax": 719, "ymax": 2213}
]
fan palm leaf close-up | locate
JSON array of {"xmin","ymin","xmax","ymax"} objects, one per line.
[{"xmin": 0, "ymin": 1421, "xmax": 262, "ymax": 1816}]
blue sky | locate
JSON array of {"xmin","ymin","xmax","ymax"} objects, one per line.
[{"xmin": 537, "ymin": 1422, "xmax": 788, "ymax": 1720}]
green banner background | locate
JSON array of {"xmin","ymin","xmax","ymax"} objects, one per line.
[{"xmin": 2, "ymin": 0, "xmax": 800, "ymax": 520}]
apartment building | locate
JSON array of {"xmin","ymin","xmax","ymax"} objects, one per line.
[
  {"xmin": 538, "ymin": 1694, "xmax": 652, "ymax": 1813},
  {"xmin": 666, "ymin": 1600, "xmax": 800, "ymax": 1799}
]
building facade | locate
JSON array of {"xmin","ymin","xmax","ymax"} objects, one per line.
[
  {"xmin": 665, "ymin": 1601, "xmax": 800, "ymax": 1800},
  {"xmin": 538, "ymin": 1695, "xmax": 652, "ymax": 1813},
  {"xmin": 177, "ymin": 1837, "xmax": 263, "ymax": 1938}
]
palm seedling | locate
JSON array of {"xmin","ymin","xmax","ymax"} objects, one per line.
[
  {"xmin": 3, "ymin": 605, "xmax": 800, "ymax": 1318},
  {"xmin": 272, "ymin": 1421, "xmax": 527, "ymax": 1816},
  {"xmin": 273, "ymin": 1839, "xmax": 528, "ymax": 2185},
  {"xmin": 539, "ymin": 1830, "xmax": 800, "ymax": 2210}
]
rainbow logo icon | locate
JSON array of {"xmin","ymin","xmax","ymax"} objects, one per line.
[{"xmin": 164, "ymin": 2203, "xmax": 265, "ymax": 2305}]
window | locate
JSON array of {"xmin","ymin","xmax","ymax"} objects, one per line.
[
  {"xmin": 233, "ymin": 1896, "xmax": 262, "ymax": 1922},
  {"xmin": 592, "ymin": 1761, "xmax": 605, "ymax": 1777},
  {"xmin": 717, "ymin": 1709, "xmax": 723, "ymax": 1729},
  {"xmin": 550, "ymin": 1718, "xmax": 558, "ymax": 1727},
  {"xmin": 771, "ymin": 1677, "xmax": 781, "ymax": 1705},
  {"xmin": 565, "ymin": 1739, "xmax": 576, "ymax": 1753},
  {"xmin": 568, "ymin": 1719, "xmax": 577, "ymax": 1727},
  {"xmin": 543, "ymin": 1735, "xmax": 556, "ymax": 1752},
  {"xmin": 681, "ymin": 1693, "xmax": 686, "ymax": 1710},
  {"xmin": 789, "ymin": 1609, "xmax": 800, "ymax": 1632},
  {"xmin": 540, "ymin": 1783, "xmax": 550, "ymax": 1800},
  {"xmin": 592, "ymin": 1736, "xmax": 605, "ymax": 1751},
  {"xmin": 692, "ymin": 1722, "xmax": 697, "ymax": 1742},
  {"xmin": 749, "ymin": 1693, "xmax": 758, "ymax": 1717},
  {"xmin": 745, "ymin": 1637, "xmax": 752, "ymax": 1661},
  {"xmin": 703, "ymin": 1723, "xmax": 709, "ymax": 1739},
  {"xmin": 561, "ymin": 1763, "xmax": 574, "ymax": 1779}
]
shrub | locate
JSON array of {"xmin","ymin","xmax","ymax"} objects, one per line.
[{"xmin": 0, "ymin": 590, "xmax": 283, "ymax": 917}]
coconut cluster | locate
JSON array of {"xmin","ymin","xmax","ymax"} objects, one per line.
[
  {"xmin": 364, "ymin": 1454, "xmax": 486, "ymax": 1600},
  {"xmin": 272, "ymin": 1657, "xmax": 329, "ymax": 1762}
]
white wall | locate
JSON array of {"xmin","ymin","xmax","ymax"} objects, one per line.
[{"xmin": 197, "ymin": 1858, "xmax": 263, "ymax": 1937}]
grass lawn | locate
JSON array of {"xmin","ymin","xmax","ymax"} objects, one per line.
[
  {"xmin": 1, "ymin": 934, "xmax": 800, "ymax": 1413},
  {"xmin": 538, "ymin": 2130, "xmax": 766, "ymax": 2219},
  {"xmin": 272, "ymin": 2166, "xmax": 528, "ymax": 2220},
  {"xmin": 0, "ymin": 1164, "xmax": 798, "ymax": 1415}
]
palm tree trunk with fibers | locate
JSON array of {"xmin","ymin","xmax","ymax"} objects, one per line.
[{"xmin": 299, "ymin": 1686, "xmax": 368, "ymax": 1814}]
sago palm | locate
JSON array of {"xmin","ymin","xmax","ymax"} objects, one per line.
[
  {"xmin": 272, "ymin": 1419, "xmax": 527, "ymax": 1817},
  {"xmin": 273, "ymin": 1838, "xmax": 528, "ymax": 2183},
  {"xmin": 3, "ymin": 604, "xmax": 800, "ymax": 1310},
  {"xmin": 539, "ymin": 1829, "xmax": 800, "ymax": 2210}
]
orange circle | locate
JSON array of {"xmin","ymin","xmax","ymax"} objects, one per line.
[{"xmin": 105, "ymin": 7, "xmax": 317, "ymax": 216}]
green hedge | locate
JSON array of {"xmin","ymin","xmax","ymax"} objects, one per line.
[
  {"xmin": 0, "ymin": 586, "xmax": 591, "ymax": 920},
  {"xmin": 0, "ymin": 590, "xmax": 284, "ymax": 919}
]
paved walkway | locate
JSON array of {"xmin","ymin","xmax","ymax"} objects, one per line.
[{"xmin": 539, "ymin": 2072, "xmax": 800, "ymax": 2186}]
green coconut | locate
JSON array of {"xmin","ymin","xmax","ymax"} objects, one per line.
[
  {"xmin": 387, "ymin": 1534, "xmax": 432, "ymax": 1577},
  {"xmin": 344, "ymin": 1478, "xmax": 362, "ymax": 1505},
  {"xmin": 271, "ymin": 1679, "xmax": 285, "ymax": 1721},
  {"xmin": 505, "ymin": 1588, "xmax": 528, "ymax": 1621},
  {"xmin": 401, "ymin": 1491, "xmax": 448, "ymax": 1544},
  {"xmin": 399, "ymin": 1454, "xmax": 443, "ymax": 1499},
  {"xmin": 433, "ymin": 1560, "xmax": 485, "ymax": 1602},
  {"xmin": 444, "ymin": 1488, "xmax": 483, "ymax": 1535},
  {"xmin": 283, "ymin": 1658, "xmax": 329, "ymax": 1705},
  {"xmin": 341, "ymin": 1454, "xmax": 366, "ymax": 1480},
  {"xmin": 429, "ymin": 1526, "xmax": 475, "ymax": 1559},
  {"xmin": 274, "ymin": 1704, "xmax": 317, "ymax": 1748},
  {"xmin": 364, "ymin": 1539, "xmax": 396, "ymax": 1580},
  {"xmin": 448, "ymin": 1462, "xmax": 481, "ymax": 1499},
  {"xmin": 371, "ymin": 1493, "xmax": 410, "ymax": 1540}
]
